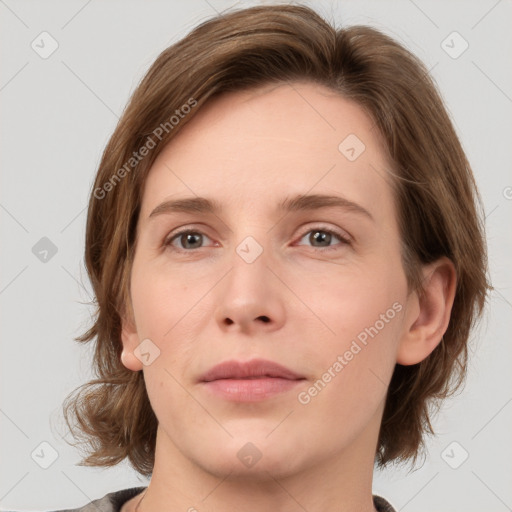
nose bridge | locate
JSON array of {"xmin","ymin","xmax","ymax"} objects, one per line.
[
  {"xmin": 225, "ymin": 230, "xmax": 270, "ymax": 300},
  {"xmin": 235, "ymin": 232, "xmax": 266, "ymax": 266},
  {"xmin": 224, "ymin": 209, "xmax": 272, "ymax": 272}
]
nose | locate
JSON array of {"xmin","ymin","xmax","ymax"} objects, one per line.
[{"xmin": 214, "ymin": 241, "xmax": 286, "ymax": 335}]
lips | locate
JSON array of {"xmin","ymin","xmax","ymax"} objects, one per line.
[
  {"xmin": 198, "ymin": 358, "xmax": 306, "ymax": 402},
  {"xmin": 199, "ymin": 358, "xmax": 305, "ymax": 382}
]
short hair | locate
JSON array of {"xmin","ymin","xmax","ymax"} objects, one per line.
[{"xmin": 62, "ymin": 4, "xmax": 490, "ymax": 477}]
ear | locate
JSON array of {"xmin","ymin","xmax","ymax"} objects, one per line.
[
  {"xmin": 397, "ymin": 256, "xmax": 457, "ymax": 365},
  {"xmin": 120, "ymin": 304, "xmax": 144, "ymax": 372}
]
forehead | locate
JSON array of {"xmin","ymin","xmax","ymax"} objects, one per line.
[{"xmin": 140, "ymin": 81, "xmax": 395, "ymax": 224}]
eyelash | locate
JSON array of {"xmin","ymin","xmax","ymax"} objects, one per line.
[{"xmin": 163, "ymin": 225, "xmax": 351, "ymax": 253}]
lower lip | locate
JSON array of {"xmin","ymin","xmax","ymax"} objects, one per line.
[{"xmin": 201, "ymin": 377, "xmax": 304, "ymax": 402}]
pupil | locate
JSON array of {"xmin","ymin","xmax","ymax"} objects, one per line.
[
  {"xmin": 184, "ymin": 233, "xmax": 201, "ymax": 248},
  {"xmin": 312, "ymin": 231, "xmax": 330, "ymax": 246}
]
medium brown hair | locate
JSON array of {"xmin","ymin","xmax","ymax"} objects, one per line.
[{"xmin": 61, "ymin": 4, "xmax": 490, "ymax": 476}]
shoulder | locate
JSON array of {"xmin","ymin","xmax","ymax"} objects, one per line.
[
  {"xmin": 55, "ymin": 487, "xmax": 147, "ymax": 512},
  {"xmin": 373, "ymin": 494, "xmax": 397, "ymax": 512},
  {"xmin": 2, "ymin": 486, "xmax": 147, "ymax": 512}
]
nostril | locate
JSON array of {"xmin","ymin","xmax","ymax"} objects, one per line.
[{"xmin": 258, "ymin": 316, "xmax": 270, "ymax": 323}]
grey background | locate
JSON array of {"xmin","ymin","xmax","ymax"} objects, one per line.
[{"xmin": 1, "ymin": 0, "xmax": 511, "ymax": 511}]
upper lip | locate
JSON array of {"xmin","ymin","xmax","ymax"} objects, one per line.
[{"xmin": 199, "ymin": 358, "xmax": 305, "ymax": 382}]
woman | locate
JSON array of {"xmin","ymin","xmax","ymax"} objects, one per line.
[{"xmin": 52, "ymin": 4, "xmax": 488, "ymax": 512}]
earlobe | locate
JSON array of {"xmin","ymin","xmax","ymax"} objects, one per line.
[
  {"xmin": 120, "ymin": 311, "xmax": 143, "ymax": 372},
  {"xmin": 120, "ymin": 349, "xmax": 143, "ymax": 372},
  {"xmin": 396, "ymin": 257, "xmax": 457, "ymax": 365}
]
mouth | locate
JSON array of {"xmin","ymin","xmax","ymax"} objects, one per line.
[{"xmin": 198, "ymin": 358, "xmax": 306, "ymax": 402}]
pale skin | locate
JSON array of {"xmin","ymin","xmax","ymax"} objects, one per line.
[{"xmin": 119, "ymin": 81, "xmax": 456, "ymax": 512}]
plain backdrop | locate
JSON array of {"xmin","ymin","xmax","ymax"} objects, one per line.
[{"xmin": 1, "ymin": 1, "xmax": 511, "ymax": 511}]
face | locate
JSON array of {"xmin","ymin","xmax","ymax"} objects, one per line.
[{"xmin": 121, "ymin": 81, "xmax": 414, "ymax": 480}]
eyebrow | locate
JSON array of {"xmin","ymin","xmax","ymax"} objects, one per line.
[{"xmin": 148, "ymin": 193, "xmax": 374, "ymax": 221}]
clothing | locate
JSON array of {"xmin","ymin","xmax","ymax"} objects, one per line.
[
  {"xmin": 13, "ymin": 486, "xmax": 397, "ymax": 512},
  {"xmin": 373, "ymin": 494, "xmax": 397, "ymax": 512}
]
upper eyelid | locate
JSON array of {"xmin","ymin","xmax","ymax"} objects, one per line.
[{"xmin": 296, "ymin": 225, "xmax": 350, "ymax": 244}]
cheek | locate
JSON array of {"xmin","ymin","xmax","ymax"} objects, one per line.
[
  {"xmin": 130, "ymin": 258, "xmax": 198, "ymax": 340},
  {"xmin": 128, "ymin": 263, "xmax": 200, "ymax": 394},
  {"xmin": 293, "ymin": 262, "xmax": 405, "ymax": 402},
  {"xmin": 294, "ymin": 285, "xmax": 403, "ymax": 445},
  {"xmin": 293, "ymin": 258, "xmax": 405, "ymax": 343}
]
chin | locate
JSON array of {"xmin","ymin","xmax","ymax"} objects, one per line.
[{"xmin": 191, "ymin": 433, "xmax": 309, "ymax": 481}]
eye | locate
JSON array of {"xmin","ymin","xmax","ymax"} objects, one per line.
[
  {"xmin": 164, "ymin": 229, "xmax": 214, "ymax": 251},
  {"xmin": 164, "ymin": 225, "xmax": 351, "ymax": 253},
  {"xmin": 295, "ymin": 226, "xmax": 350, "ymax": 251}
]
